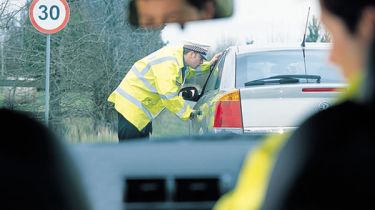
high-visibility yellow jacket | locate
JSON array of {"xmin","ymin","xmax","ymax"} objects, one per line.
[
  {"xmin": 108, "ymin": 46, "xmax": 210, "ymax": 131},
  {"xmin": 214, "ymin": 72, "xmax": 363, "ymax": 210}
]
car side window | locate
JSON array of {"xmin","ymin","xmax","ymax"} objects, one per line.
[{"xmin": 204, "ymin": 53, "xmax": 226, "ymax": 93}]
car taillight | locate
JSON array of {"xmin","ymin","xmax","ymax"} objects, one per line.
[{"xmin": 213, "ymin": 90, "xmax": 243, "ymax": 128}]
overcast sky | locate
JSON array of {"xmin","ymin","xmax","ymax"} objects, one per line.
[
  {"xmin": 10, "ymin": 0, "xmax": 321, "ymax": 48},
  {"xmin": 162, "ymin": 0, "xmax": 321, "ymax": 48}
]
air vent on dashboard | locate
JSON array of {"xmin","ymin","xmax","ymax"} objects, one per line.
[
  {"xmin": 125, "ymin": 178, "xmax": 166, "ymax": 203},
  {"xmin": 174, "ymin": 178, "xmax": 220, "ymax": 202}
]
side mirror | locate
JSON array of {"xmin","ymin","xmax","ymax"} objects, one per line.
[
  {"xmin": 128, "ymin": 0, "xmax": 234, "ymax": 28},
  {"xmin": 179, "ymin": 87, "xmax": 200, "ymax": 101}
]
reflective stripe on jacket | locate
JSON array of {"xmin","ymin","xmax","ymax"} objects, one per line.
[{"xmin": 108, "ymin": 46, "xmax": 210, "ymax": 131}]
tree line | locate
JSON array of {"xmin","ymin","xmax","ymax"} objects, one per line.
[{"xmin": 0, "ymin": 0, "xmax": 164, "ymax": 140}]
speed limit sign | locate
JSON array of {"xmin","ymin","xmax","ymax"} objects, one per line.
[
  {"xmin": 29, "ymin": 0, "xmax": 70, "ymax": 34},
  {"xmin": 29, "ymin": 0, "xmax": 70, "ymax": 125}
]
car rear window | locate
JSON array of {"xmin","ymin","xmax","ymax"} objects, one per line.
[{"xmin": 235, "ymin": 49, "xmax": 345, "ymax": 88}]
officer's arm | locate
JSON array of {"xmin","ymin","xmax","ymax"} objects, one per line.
[
  {"xmin": 154, "ymin": 61, "xmax": 193, "ymax": 120},
  {"xmin": 187, "ymin": 52, "xmax": 222, "ymax": 78},
  {"xmin": 186, "ymin": 63, "xmax": 211, "ymax": 79}
]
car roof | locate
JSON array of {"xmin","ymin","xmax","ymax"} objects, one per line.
[{"xmin": 231, "ymin": 43, "xmax": 332, "ymax": 54}]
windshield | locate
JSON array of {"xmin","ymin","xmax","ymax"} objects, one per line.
[
  {"xmin": 0, "ymin": 0, "xmax": 345, "ymax": 142},
  {"xmin": 1, "ymin": 1, "xmax": 360, "ymax": 209},
  {"xmin": 236, "ymin": 50, "xmax": 345, "ymax": 88}
]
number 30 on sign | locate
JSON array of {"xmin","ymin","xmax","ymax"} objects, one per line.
[{"xmin": 29, "ymin": 0, "xmax": 70, "ymax": 34}]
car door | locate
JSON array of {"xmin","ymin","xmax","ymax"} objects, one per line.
[{"xmin": 190, "ymin": 51, "xmax": 228, "ymax": 135}]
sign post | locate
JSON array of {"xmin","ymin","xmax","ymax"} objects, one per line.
[{"xmin": 29, "ymin": 0, "xmax": 70, "ymax": 125}]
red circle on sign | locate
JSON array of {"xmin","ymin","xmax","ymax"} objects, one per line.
[{"xmin": 29, "ymin": 0, "xmax": 70, "ymax": 34}]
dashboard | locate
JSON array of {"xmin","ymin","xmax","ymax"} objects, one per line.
[{"xmin": 70, "ymin": 134, "xmax": 263, "ymax": 210}]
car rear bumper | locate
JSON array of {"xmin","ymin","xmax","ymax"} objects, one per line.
[
  {"xmin": 243, "ymin": 126, "xmax": 297, "ymax": 135},
  {"xmin": 213, "ymin": 128, "xmax": 243, "ymax": 135}
]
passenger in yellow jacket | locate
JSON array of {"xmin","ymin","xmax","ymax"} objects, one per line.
[
  {"xmin": 214, "ymin": 0, "xmax": 374, "ymax": 208},
  {"xmin": 108, "ymin": 42, "xmax": 220, "ymax": 141}
]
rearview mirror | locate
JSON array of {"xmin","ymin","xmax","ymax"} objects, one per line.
[
  {"xmin": 128, "ymin": 0, "xmax": 234, "ymax": 28},
  {"xmin": 179, "ymin": 87, "xmax": 200, "ymax": 101}
]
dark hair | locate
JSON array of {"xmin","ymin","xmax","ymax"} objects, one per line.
[
  {"xmin": 362, "ymin": 39, "xmax": 375, "ymax": 104},
  {"xmin": 320, "ymin": 0, "xmax": 375, "ymax": 34},
  {"xmin": 370, "ymin": 40, "xmax": 375, "ymax": 102},
  {"xmin": 187, "ymin": 0, "xmax": 214, "ymax": 10},
  {"xmin": 128, "ymin": 0, "xmax": 138, "ymax": 26},
  {"xmin": 0, "ymin": 109, "xmax": 90, "ymax": 210},
  {"xmin": 187, "ymin": 0, "xmax": 218, "ymax": 18}
]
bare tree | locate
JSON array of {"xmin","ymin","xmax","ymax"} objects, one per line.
[
  {"xmin": 2, "ymin": 0, "xmax": 164, "ymax": 141},
  {"xmin": 306, "ymin": 15, "xmax": 331, "ymax": 43},
  {"xmin": 306, "ymin": 16, "xmax": 320, "ymax": 42},
  {"xmin": 0, "ymin": 0, "xmax": 24, "ymax": 30},
  {"xmin": 320, "ymin": 30, "xmax": 331, "ymax": 43}
]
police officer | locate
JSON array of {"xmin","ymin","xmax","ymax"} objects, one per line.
[{"xmin": 108, "ymin": 42, "xmax": 221, "ymax": 141}]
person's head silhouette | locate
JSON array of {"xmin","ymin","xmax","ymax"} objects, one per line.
[{"xmin": 0, "ymin": 109, "xmax": 91, "ymax": 210}]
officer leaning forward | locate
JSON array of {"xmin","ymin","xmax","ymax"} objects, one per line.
[{"xmin": 108, "ymin": 42, "xmax": 221, "ymax": 141}]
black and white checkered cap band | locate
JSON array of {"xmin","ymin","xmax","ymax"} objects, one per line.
[{"xmin": 183, "ymin": 45, "xmax": 208, "ymax": 56}]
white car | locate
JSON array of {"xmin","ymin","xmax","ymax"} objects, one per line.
[{"xmin": 181, "ymin": 44, "xmax": 346, "ymax": 135}]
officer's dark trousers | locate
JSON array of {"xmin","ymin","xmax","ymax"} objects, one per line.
[{"xmin": 118, "ymin": 113, "xmax": 152, "ymax": 142}]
